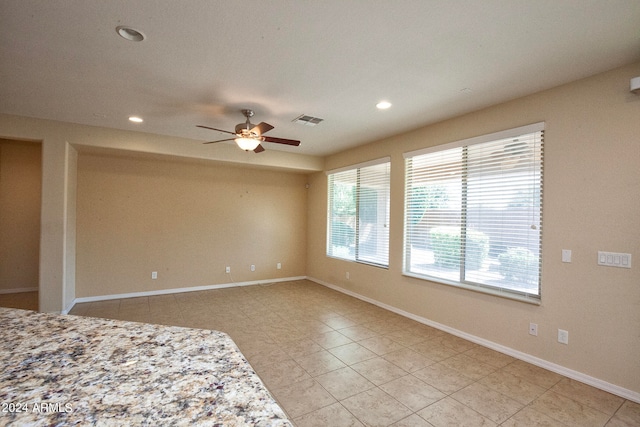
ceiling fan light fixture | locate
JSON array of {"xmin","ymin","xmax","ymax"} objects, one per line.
[
  {"xmin": 235, "ymin": 137, "xmax": 260, "ymax": 151},
  {"xmin": 198, "ymin": 109, "xmax": 300, "ymax": 153}
]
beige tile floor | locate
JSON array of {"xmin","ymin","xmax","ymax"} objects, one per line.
[
  {"xmin": 65, "ymin": 280, "xmax": 638, "ymax": 426},
  {"xmin": 0, "ymin": 291, "xmax": 38, "ymax": 311}
]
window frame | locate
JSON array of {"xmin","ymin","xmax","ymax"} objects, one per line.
[
  {"xmin": 326, "ymin": 157, "xmax": 391, "ymax": 268},
  {"xmin": 402, "ymin": 123, "xmax": 544, "ymax": 304}
]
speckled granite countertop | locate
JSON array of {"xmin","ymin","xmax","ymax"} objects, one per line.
[{"xmin": 0, "ymin": 308, "xmax": 291, "ymax": 426}]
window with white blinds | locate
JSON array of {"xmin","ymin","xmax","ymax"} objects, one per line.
[
  {"xmin": 403, "ymin": 123, "xmax": 544, "ymax": 302},
  {"xmin": 327, "ymin": 158, "xmax": 390, "ymax": 267}
]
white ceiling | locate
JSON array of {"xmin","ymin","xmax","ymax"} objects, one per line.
[{"xmin": 1, "ymin": 1, "xmax": 639, "ymax": 157}]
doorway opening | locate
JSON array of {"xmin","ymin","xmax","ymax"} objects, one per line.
[{"xmin": 0, "ymin": 139, "xmax": 42, "ymax": 311}]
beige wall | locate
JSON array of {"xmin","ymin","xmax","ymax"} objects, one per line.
[
  {"xmin": 0, "ymin": 114, "xmax": 321, "ymax": 312},
  {"xmin": 75, "ymin": 152, "xmax": 308, "ymax": 298},
  {"xmin": 307, "ymin": 62, "xmax": 640, "ymax": 395},
  {"xmin": 0, "ymin": 139, "xmax": 42, "ymax": 293}
]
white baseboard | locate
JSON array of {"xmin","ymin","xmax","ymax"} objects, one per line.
[
  {"xmin": 62, "ymin": 276, "xmax": 306, "ymax": 314},
  {"xmin": 307, "ymin": 276, "xmax": 640, "ymax": 404},
  {"xmin": 0, "ymin": 287, "xmax": 38, "ymax": 294}
]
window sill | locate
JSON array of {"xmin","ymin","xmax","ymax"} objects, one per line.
[
  {"xmin": 326, "ymin": 255, "xmax": 389, "ymax": 269},
  {"xmin": 402, "ymin": 271, "xmax": 541, "ymax": 305}
]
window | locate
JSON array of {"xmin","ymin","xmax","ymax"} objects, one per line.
[
  {"xmin": 403, "ymin": 123, "xmax": 544, "ymax": 302},
  {"xmin": 327, "ymin": 158, "xmax": 390, "ymax": 267}
]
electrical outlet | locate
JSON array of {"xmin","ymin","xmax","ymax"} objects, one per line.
[
  {"xmin": 558, "ymin": 329, "xmax": 569, "ymax": 344},
  {"xmin": 562, "ymin": 249, "xmax": 572, "ymax": 263},
  {"xmin": 277, "ymin": 262, "xmax": 282, "ymax": 270},
  {"xmin": 346, "ymin": 272, "xmax": 350, "ymax": 280},
  {"xmin": 251, "ymin": 264, "xmax": 256, "ymax": 272},
  {"xmin": 151, "ymin": 271, "xmax": 158, "ymax": 279},
  {"xmin": 529, "ymin": 322, "xmax": 538, "ymax": 336},
  {"xmin": 225, "ymin": 266, "xmax": 230, "ymax": 273}
]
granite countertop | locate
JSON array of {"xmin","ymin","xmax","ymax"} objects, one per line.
[{"xmin": 0, "ymin": 308, "xmax": 291, "ymax": 426}]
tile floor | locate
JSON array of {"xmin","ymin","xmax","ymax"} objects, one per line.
[
  {"xmin": 65, "ymin": 280, "xmax": 638, "ymax": 426},
  {"xmin": 0, "ymin": 291, "xmax": 38, "ymax": 311}
]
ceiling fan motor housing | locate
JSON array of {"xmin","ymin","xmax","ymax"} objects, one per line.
[
  {"xmin": 235, "ymin": 122, "xmax": 255, "ymax": 135},
  {"xmin": 236, "ymin": 109, "xmax": 256, "ymax": 136}
]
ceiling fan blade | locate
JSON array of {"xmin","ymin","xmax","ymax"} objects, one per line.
[
  {"xmin": 196, "ymin": 125, "xmax": 236, "ymax": 136},
  {"xmin": 203, "ymin": 138, "xmax": 235, "ymax": 144},
  {"xmin": 254, "ymin": 144, "xmax": 266, "ymax": 153},
  {"xmin": 262, "ymin": 136, "xmax": 301, "ymax": 146},
  {"xmin": 251, "ymin": 122, "xmax": 274, "ymax": 136}
]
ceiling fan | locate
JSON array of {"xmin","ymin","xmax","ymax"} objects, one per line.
[{"xmin": 197, "ymin": 109, "xmax": 301, "ymax": 153}]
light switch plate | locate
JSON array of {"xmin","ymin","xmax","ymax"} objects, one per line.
[
  {"xmin": 562, "ymin": 249, "xmax": 572, "ymax": 263},
  {"xmin": 598, "ymin": 251, "xmax": 631, "ymax": 268}
]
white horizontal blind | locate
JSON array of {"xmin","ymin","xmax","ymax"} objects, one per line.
[
  {"xmin": 328, "ymin": 169, "xmax": 357, "ymax": 261},
  {"xmin": 357, "ymin": 162, "xmax": 390, "ymax": 266},
  {"xmin": 405, "ymin": 146, "xmax": 464, "ymax": 279},
  {"xmin": 328, "ymin": 159, "xmax": 390, "ymax": 267},
  {"xmin": 404, "ymin": 126, "xmax": 544, "ymax": 300}
]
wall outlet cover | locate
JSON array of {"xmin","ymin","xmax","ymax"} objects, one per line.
[{"xmin": 558, "ymin": 329, "xmax": 569, "ymax": 344}]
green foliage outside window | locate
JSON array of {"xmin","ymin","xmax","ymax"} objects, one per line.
[
  {"xmin": 332, "ymin": 183, "xmax": 356, "ymax": 216},
  {"xmin": 498, "ymin": 247, "xmax": 539, "ymax": 283},
  {"xmin": 406, "ymin": 185, "xmax": 449, "ymax": 225},
  {"xmin": 429, "ymin": 226, "xmax": 489, "ymax": 270}
]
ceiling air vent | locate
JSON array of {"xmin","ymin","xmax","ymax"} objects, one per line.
[{"xmin": 292, "ymin": 114, "xmax": 324, "ymax": 126}]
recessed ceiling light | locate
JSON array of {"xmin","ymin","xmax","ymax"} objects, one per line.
[
  {"xmin": 116, "ymin": 26, "xmax": 145, "ymax": 42},
  {"xmin": 376, "ymin": 101, "xmax": 392, "ymax": 110},
  {"xmin": 129, "ymin": 116, "xmax": 143, "ymax": 123}
]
